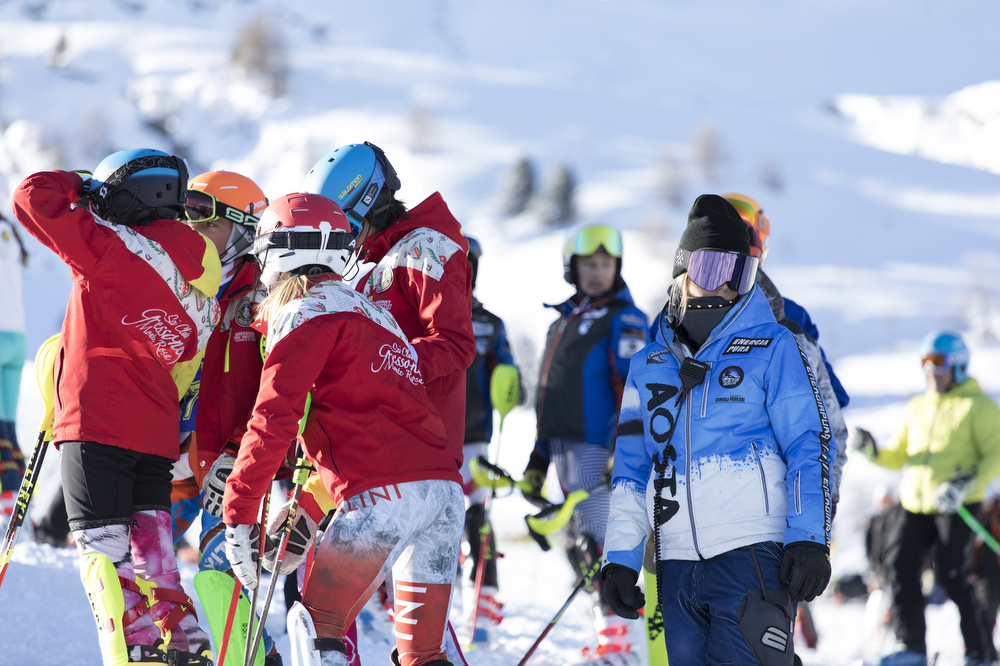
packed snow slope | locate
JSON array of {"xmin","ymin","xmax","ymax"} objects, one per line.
[{"xmin": 1, "ymin": 1, "xmax": 999, "ymax": 665}]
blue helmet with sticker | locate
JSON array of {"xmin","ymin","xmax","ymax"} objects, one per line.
[
  {"xmin": 89, "ymin": 148, "xmax": 189, "ymax": 226},
  {"xmin": 919, "ymin": 330, "xmax": 971, "ymax": 384},
  {"xmin": 302, "ymin": 142, "xmax": 401, "ymax": 237}
]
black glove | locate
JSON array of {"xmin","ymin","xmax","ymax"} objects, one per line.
[
  {"xmin": 522, "ymin": 450, "xmax": 549, "ymax": 508},
  {"xmin": 779, "ymin": 542, "xmax": 831, "ymax": 602},
  {"xmin": 847, "ymin": 427, "xmax": 877, "ymax": 458},
  {"xmin": 602, "ymin": 564, "xmax": 644, "ymax": 619}
]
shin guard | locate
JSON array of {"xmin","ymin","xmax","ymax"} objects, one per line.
[{"xmin": 80, "ymin": 552, "xmax": 132, "ymax": 666}]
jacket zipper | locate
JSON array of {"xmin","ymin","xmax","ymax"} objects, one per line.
[
  {"xmin": 55, "ymin": 348, "xmax": 65, "ymax": 409},
  {"xmin": 685, "ymin": 397, "xmax": 702, "ymax": 558},
  {"xmin": 917, "ymin": 406, "xmax": 939, "ymax": 511},
  {"xmin": 750, "ymin": 441, "xmax": 770, "ymax": 515},
  {"xmin": 794, "ymin": 470, "xmax": 802, "ymax": 515},
  {"xmin": 700, "ymin": 363, "xmax": 711, "ymax": 418}
]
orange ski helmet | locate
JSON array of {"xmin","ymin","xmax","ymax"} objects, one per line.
[
  {"xmin": 188, "ymin": 170, "xmax": 268, "ymax": 217},
  {"xmin": 722, "ymin": 193, "xmax": 770, "ymax": 263}
]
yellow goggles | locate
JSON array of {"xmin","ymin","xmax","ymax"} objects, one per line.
[{"xmin": 566, "ymin": 225, "xmax": 623, "ymax": 258}]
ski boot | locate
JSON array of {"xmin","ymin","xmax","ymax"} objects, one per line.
[
  {"xmin": 127, "ymin": 641, "xmax": 170, "ymax": 663},
  {"xmin": 464, "ymin": 583, "xmax": 503, "ymax": 646},
  {"xmin": 579, "ymin": 613, "xmax": 640, "ymax": 666},
  {"xmin": 166, "ymin": 641, "xmax": 214, "ymax": 665}
]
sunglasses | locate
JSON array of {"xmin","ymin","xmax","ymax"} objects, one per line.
[
  {"xmin": 568, "ymin": 225, "xmax": 624, "ymax": 258},
  {"xmin": 684, "ymin": 249, "xmax": 759, "ymax": 295},
  {"xmin": 184, "ymin": 190, "xmax": 259, "ymax": 228},
  {"xmin": 921, "ymin": 354, "xmax": 951, "ymax": 375}
]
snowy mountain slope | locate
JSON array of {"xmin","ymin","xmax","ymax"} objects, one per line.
[{"xmin": 1, "ymin": 0, "xmax": 1000, "ymax": 664}]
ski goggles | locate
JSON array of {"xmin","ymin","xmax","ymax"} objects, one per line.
[
  {"xmin": 921, "ymin": 354, "xmax": 951, "ymax": 374},
  {"xmin": 184, "ymin": 190, "xmax": 259, "ymax": 228},
  {"xmin": 677, "ymin": 249, "xmax": 759, "ymax": 294},
  {"xmin": 566, "ymin": 225, "xmax": 624, "ymax": 258}
]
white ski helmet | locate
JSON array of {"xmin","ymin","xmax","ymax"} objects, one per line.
[{"xmin": 252, "ymin": 192, "xmax": 355, "ymax": 287}]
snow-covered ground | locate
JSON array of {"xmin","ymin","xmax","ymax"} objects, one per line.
[{"xmin": 2, "ymin": 1, "xmax": 1000, "ymax": 664}]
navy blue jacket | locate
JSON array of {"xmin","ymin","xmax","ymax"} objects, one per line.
[
  {"xmin": 535, "ymin": 284, "xmax": 649, "ymax": 454},
  {"xmin": 464, "ymin": 300, "xmax": 517, "ymax": 444}
]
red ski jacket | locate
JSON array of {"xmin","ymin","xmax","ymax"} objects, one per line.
[
  {"xmin": 357, "ymin": 193, "xmax": 475, "ymax": 467},
  {"xmin": 191, "ymin": 258, "xmax": 265, "ymax": 485},
  {"xmin": 13, "ymin": 171, "xmax": 221, "ymax": 459},
  {"xmin": 223, "ymin": 278, "xmax": 461, "ymax": 525}
]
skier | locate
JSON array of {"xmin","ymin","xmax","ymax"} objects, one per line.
[
  {"xmin": 12, "ymin": 150, "xmax": 221, "ymax": 665},
  {"xmin": 849, "ymin": 331, "xmax": 1000, "ymax": 666},
  {"xmin": 303, "ymin": 141, "xmax": 476, "ymax": 467},
  {"xmin": 461, "ymin": 236, "xmax": 520, "ymax": 645},
  {"xmin": 722, "ymin": 193, "xmax": 850, "ymax": 515},
  {"xmin": 170, "ymin": 169, "xmax": 285, "ymax": 665},
  {"xmin": 303, "ymin": 142, "xmax": 475, "ymax": 663},
  {"xmin": 522, "ymin": 223, "xmax": 649, "ymax": 661},
  {"xmin": 0, "ymin": 211, "xmax": 27, "ymax": 518},
  {"xmin": 602, "ymin": 194, "xmax": 834, "ymax": 666},
  {"xmin": 222, "ymin": 192, "xmax": 465, "ymax": 666}
]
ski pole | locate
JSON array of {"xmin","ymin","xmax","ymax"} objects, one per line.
[
  {"xmin": 242, "ymin": 488, "xmax": 271, "ymax": 666},
  {"xmin": 516, "ymin": 560, "xmax": 601, "ymax": 666},
  {"xmin": 0, "ymin": 430, "xmax": 48, "ymax": 591},
  {"xmin": 0, "ymin": 333, "xmax": 60, "ymax": 592},
  {"xmin": 957, "ymin": 505, "xmax": 1000, "ymax": 555},
  {"xmin": 467, "ymin": 434, "xmax": 505, "ymax": 644},
  {"xmin": 246, "ymin": 451, "xmax": 313, "ymax": 666}
]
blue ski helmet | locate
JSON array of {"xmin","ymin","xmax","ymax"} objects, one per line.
[
  {"xmin": 302, "ymin": 142, "xmax": 400, "ymax": 237},
  {"xmin": 89, "ymin": 148, "xmax": 189, "ymax": 226},
  {"xmin": 919, "ymin": 330, "xmax": 971, "ymax": 384}
]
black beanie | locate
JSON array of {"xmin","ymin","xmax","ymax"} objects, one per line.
[{"xmin": 672, "ymin": 194, "xmax": 752, "ymax": 278}]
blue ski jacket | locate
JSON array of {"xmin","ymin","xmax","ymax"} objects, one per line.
[
  {"xmin": 465, "ymin": 300, "xmax": 517, "ymax": 444},
  {"xmin": 783, "ymin": 297, "xmax": 849, "ymax": 409},
  {"xmin": 603, "ymin": 285, "xmax": 834, "ymax": 573},
  {"xmin": 534, "ymin": 284, "xmax": 649, "ymax": 454}
]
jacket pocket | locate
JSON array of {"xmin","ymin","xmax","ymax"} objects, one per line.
[
  {"xmin": 750, "ymin": 441, "xmax": 770, "ymax": 516},
  {"xmin": 794, "ymin": 470, "xmax": 801, "ymax": 515}
]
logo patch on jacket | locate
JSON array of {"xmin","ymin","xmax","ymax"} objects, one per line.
[
  {"xmin": 647, "ymin": 347, "xmax": 671, "ymax": 365},
  {"xmin": 719, "ymin": 366, "xmax": 744, "ymax": 389},
  {"xmin": 375, "ymin": 267, "xmax": 394, "ymax": 293},
  {"xmin": 235, "ymin": 296, "xmax": 255, "ymax": 328},
  {"xmin": 723, "ymin": 337, "xmax": 773, "ymax": 354}
]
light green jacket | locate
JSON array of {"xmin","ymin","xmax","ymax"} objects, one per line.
[{"xmin": 872, "ymin": 378, "xmax": 1000, "ymax": 514}]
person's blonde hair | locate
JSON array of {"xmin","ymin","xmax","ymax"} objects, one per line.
[
  {"xmin": 667, "ymin": 274, "xmax": 690, "ymax": 324},
  {"xmin": 256, "ymin": 273, "xmax": 311, "ymax": 326}
]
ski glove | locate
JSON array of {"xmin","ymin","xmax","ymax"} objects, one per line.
[
  {"xmin": 779, "ymin": 541, "xmax": 831, "ymax": 603},
  {"xmin": 224, "ymin": 523, "xmax": 261, "ymax": 591},
  {"xmin": 602, "ymin": 564, "xmax": 644, "ymax": 620},
  {"xmin": 935, "ymin": 472, "xmax": 975, "ymax": 514},
  {"xmin": 847, "ymin": 427, "xmax": 877, "ymax": 459},
  {"xmin": 262, "ymin": 500, "xmax": 318, "ymax": 575},
  {"xmin": 203, "ymin": 453, "xmax": 236, "ymax": 519},
  {"xmin": 522, "ymin": 450, "xmax": 549, "ymax": 509}
]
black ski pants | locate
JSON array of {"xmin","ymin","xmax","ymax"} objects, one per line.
[{"xmin": 884, "ymin": 504, "xmax": 997, "ymax": 662}]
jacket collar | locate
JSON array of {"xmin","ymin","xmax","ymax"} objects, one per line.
[
  {"xmin": 362, "ymin": 192, "xmax": 468, "ymax": 263},
  {"xmin": 546, "ymin": 283, "xmax": 637, "ymax": 317}
]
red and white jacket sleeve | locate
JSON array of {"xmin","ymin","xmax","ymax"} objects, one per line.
[
  {"xmin": 222, "ymin": 323, "xmax": 332, "ymax": 525},
  {"xmin": 405, "ymin": 255, "xmax": 476, "ymax": 383},
  {"xmin": 12, "ymin": 171, "xmax": 111, "ymax": 277}
]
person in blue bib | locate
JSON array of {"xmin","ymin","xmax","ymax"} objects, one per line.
[{"xmin": 601, "ymin": 195, "xmax": 834, "ymax": 666}]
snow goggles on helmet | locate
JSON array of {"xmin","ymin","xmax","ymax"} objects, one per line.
[
  {"xmin": 185, "ymin": 190, "xmax": 259, "ymax": 228},
  {"xmin": 252, "ymin": 229, "xmax": 355, "ymax": 256},
  {"xmin": 921, "ymin": 354, "xmax": 951, "ymax": 374},
  {"xmin": 567, "ymin": 225, "xmax": 623, "ymax": 258},
  {"xmin": 682, "ymin": 249, "xmax": 759, "ymax": 294}
]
